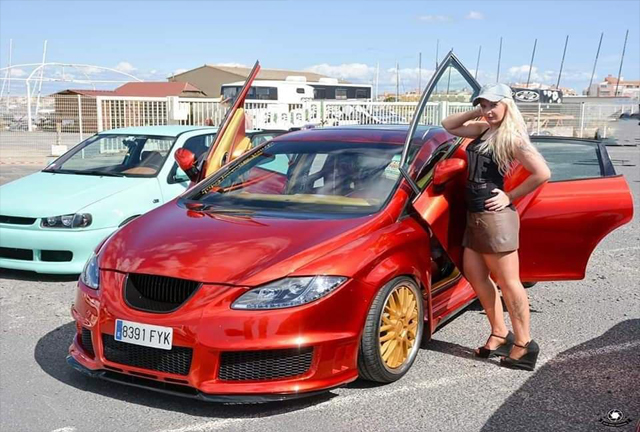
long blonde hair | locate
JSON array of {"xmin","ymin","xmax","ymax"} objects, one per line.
[{"xmin": 476, "ymin": 98, "xmax": 541, "ymax": 175}]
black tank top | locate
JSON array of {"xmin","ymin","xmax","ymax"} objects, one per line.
[{"xmin": 465, "ymin": 129, "xmax": 515, "ymax": 213}]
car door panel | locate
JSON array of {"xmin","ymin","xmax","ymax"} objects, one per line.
[
  {"xmin": 510, "ymin": 173, "xmax": 633, "ymax": 281},
  {"xmin": 406, "ymin": 51, "xmax": 634, "ymax": 285}
]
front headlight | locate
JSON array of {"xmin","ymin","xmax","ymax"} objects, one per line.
[
  {"xmin": 80, "ymin": 252, "xmax": 100, "ymax": 289},
  {"xmin": 231, "ymin": 276, "xmax": 347, "ymax": 310},
  {"xmin": 41, "ymin": 213, "xmax": 92, "ymax": 228}
]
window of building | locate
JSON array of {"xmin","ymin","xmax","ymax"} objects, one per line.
[{"xmin": 336, "ymin": 89, "xmax": 348, "ymax": 100}]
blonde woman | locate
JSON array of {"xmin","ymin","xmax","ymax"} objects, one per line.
[{"xmin": 441, "ymin": 83, "xmax": 551, "ymax": 371}]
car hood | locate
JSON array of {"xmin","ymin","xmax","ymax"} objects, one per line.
[
  {"xmin": 101, "ymin": 201, "xmax": 390, "ymax": 286},
  {"xmin": 0, "ymin": 172, "xmax": 150, "ymax": 218}
]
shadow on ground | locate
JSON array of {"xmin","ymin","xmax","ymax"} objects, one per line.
[
  {"xmin": 481, "ymin": 319, "xmax": 640, "ymax": 432},
  {"xmin": 34, "ymin": 322, "xmax": 340, "ymax": 418},
  {"xmin": 0, "ymin": 268, "xmax": 79, "ymax": 282}
]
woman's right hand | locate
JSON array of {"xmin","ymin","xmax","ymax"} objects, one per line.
[{"xmin": 441, "ymin": 107, "xmax": 487, "ymax": 138}]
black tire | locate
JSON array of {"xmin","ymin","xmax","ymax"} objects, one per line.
[
  {"xmin": 358, "ymin": 276, "xmax": 424, "ymax": 383},
  {"xmin": 522, "ymin": 282, "xmax": 537, "ymax": 288}
]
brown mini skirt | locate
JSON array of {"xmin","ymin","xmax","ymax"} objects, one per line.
[{"xmin": 462, "ymin": 207, "xmax": 520, "ymax": 253}]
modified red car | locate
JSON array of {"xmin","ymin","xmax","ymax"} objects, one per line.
[{"xmin": 67, "ymin": 53, "xmax": 633, "ymax": 402}]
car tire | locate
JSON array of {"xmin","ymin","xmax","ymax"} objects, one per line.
[
  {"xmin": 358, "ymin": 276, "xmax": 424, "ymax": 383},
  {"xmin": 522, "ymin": 282, "xmax": 537, "ymax": 288}
]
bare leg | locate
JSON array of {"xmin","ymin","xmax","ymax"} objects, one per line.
[
  {"xmin": 483, "ymin": 251, "xmax": 531, "ymax": 359},
  {"xmin": 463, "ymin": 247, "xmax": 508, "ymax": 352}
]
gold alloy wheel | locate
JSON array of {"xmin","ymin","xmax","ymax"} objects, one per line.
[{"xmin": 379, "ymin": 285, "xmax": 419, "ymax": 369}]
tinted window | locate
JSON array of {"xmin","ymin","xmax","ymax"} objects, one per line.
[
  {"xmin": 190, "ymin": 141, "xmax": 403, "ymax": 216},
  {"xmin": 532, "ymin": 138, "xmax": 603, "ymax": 181}
]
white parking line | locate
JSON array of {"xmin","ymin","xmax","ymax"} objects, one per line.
[
  {"xmin": 50, "ymin": 428, "xmax": 76, "ymax": 432},
  {"xmin": 158, "ymin": 340, "xmax": 640, "ymax": 432}
]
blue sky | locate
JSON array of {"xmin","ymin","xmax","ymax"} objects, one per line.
[{"xmin": 1, "ymin": 0, "xmax": 638, "ymax": 94}]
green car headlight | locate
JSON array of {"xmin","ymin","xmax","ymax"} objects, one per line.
[
  {"xmin": 231, "ymin": 276, "xmax": 347, "ymax": 310},
  {"xmin": 41, "ymin": 213, "xmax": 92, "ymax": 228},
  {"xmin": 80, "ymin": 252, "xmax": 100, "ymax": 290}
]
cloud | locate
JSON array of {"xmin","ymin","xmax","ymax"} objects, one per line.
[
  {"xmin": 77, "ymin": 65, "xmax": 103, "ymax": 75},
  {"xmin": 506, "ymin": 65, "xmax": 556, "ymax": 83},
  {"xmin": 114, "ymin": 62, "xmax": 137, "ymax": 74},
  {"xmin": 418, "ymin": 15, "xmax": 452, "ymax": 22},
  {"xmin": 9, "ymin": 68, "xmax": 27, "ymax": 77},
  {"xmin": 172, "ymin": 68, "xmax": 188, "ymax": 76},
  {"xmin": 465, "ymin": 11, "xmax": 484, "ymax": 20},
  {"xmin": 305, "ymin": 63, "xmax": 375, "ymax": 81}
]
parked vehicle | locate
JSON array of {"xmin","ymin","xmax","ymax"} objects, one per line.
[{"xmin": 67, "ymin": 53, "xmax": 633, "ymax": 402}]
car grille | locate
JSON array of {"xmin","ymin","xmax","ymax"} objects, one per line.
[
  {"xmin": 0, "ymin": 215, "xmax": 36, "ymax": 225},
  {"xmin": 81, "ymin": 328, "xmax": 95, "ymax": 357},
  {"xmin": 218, "ymin": 347, "xmax": 314, "ymax": 381},
  {"xmin": 102, "ymin": 333, "xmax": 193, "ymax": 376},
  {"xmin": 124, "ymin": 273, "xmax": 201, "ymax": 313},
  {"xmin": 41, "ymin": 250, "xmax": 73, "ymax": 262},
  {"xmin": 0, "ymin": 247, "xmax": 33, "ymax": 261}
]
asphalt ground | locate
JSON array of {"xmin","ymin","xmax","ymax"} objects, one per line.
[{"xmin": 0, "ymin": 125, "xmax": 639, "ymax": 432}]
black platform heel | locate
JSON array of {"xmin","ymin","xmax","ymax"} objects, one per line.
[
  {"xmin": 500, "ymin": 340, "xmax": 540, "ymax": 371},
  {"xmin": 474, "ymin": 331, "xmax": 514, "ymax": 358}
]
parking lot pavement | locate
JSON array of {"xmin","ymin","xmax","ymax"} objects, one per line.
[{"xmin": 1, "ymin": 145, "xmax": 639, "ymax": 432}]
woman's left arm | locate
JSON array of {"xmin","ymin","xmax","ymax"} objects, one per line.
[{"xmin": 485, "ymin": 144, "xmax": 551, "ymax": 211}]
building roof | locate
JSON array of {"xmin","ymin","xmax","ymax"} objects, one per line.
[
  {"xmin": 604, "ymin": 75, "xmax": 640, "ymax": 86},
  {"xmin": 54, "ymin": 89, "xmax": 118, "ymax": 96},
  {"xmin": 114, "ymin": 82, "xmax": 205, "ymax": 97},
  {"xmin": 171, "ymin": 64, "xmax": 350, "ymax": 84},
  {"xmin": 53, "ymin": 82, "xmax": 206, "ymax": 98}
]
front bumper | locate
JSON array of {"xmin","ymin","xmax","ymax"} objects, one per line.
[
  {"xmin": 68, "ymin": 270, "xmax": 366, "ymax": 400},
  {"xmin": 0, "ymin": 224, "xmax": 114, "ymax": 274}
]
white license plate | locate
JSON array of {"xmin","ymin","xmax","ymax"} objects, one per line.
[{"xmin": 114, "ymin": 319, "xmax": 173, "ymax": 350}]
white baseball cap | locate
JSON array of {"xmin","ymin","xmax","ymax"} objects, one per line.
[{"xmin": 472, "ymin": 83, "xmax": 513, "ymax": 106}]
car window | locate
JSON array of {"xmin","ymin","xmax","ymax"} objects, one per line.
[
  {"xmin": 531, "ymin": 138, "xmax": 603, "ymax": 181},
  {"xmin": 190, "ymin": 141, "xmax": 403, "ymax": 216},
  {"xmin": 45, "ymin": 134, "xmax": 175, "ymax": 177},
  {"xmin": 172, "ymin": 134, "xmax": 217, "ymax": 183}
]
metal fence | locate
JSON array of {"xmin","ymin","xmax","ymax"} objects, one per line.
[{"xmin": 0, "ymin": 94, "xmax": 637, "ymax": 162}]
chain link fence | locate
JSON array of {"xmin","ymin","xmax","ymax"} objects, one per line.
[{"xmin": 1, "ymin": 94, "xmax": 637, "ymax": 163}]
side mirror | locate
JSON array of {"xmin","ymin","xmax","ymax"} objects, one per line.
[
  {"xmin": 174, "ymin": 148, "xmax": 199, "ymax": 182},
  {"xmin": 433, "ymin": 158, "xmax": 466, "ymax": 191}
]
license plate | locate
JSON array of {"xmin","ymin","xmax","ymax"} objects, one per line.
[{"xmin": 114, "ymin": 319, "xmax": 173, "ymax": 350}]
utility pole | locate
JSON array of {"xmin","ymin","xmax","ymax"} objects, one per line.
[
  {"xmin": 526, "ymin": 38, "xmax": 537, "ymax": 88},
  {"xmin": 375, "ymin": 62, "xmax": 379, "ymax": 101},
  {"xmin": 418, "ymin": 52, "xmax": 422, "ymax": 92},
  {"xmin": 614, "ymin": 29, "xmax": 629, "ymax": 97},
  {"xmin": 496, "ymin": 37, "xmax": 503, "ymax": 83},
  {"xmin": 475, "ymin": 45, "xmax": 482, "ymax": 80},
  {"xmin": 396, "ymin": 62, "xmax": 399, "ymax": 102},
  {"xmin": 589, "ymin": 32, "xmax": 604, "ymax": 95},
  {"xmin": 556, "ymin": 35, "xmax": 568, "ymax": 89},
  {"xmin": 35, "ymin": 39, "xmax": 48, "ymax": 116}
]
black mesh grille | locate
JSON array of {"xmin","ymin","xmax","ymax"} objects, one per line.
[
  {"xmin": 102, "ymin": 333, "xmax": 193, "ymax": 376},
  {"xmin": 124, "ymin": 273, "xmax": 200, "ymax": 313},
  {"xmin": 81, "ymin": 328, "xmax": 95, "ymax": 357},
  {"xmin": 0, "ymin": 247, "xmax": 33, "ymax": 261},
  {"xmin": 0, "ymin": 215, "xmax": 36, "ymax": 225},
  {"xmin": 219, "ymin": 348, "xmax": 314, "ymax": 381},
  {"xmin": 41, "ymin": 250, "xmax": 73, "ymax": 262}
]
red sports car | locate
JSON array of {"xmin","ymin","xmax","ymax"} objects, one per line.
[{"xmin": 67, "ymin": 53, "xmax": 634, "ymax": 402}]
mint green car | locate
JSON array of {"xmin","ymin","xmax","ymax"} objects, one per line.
[{"xmin": 0, "ymin": 126, "xmax": 285, "ymax": 274}]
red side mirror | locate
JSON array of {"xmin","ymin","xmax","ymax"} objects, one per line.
[
  {"xmin": 433, "ymin": 158, "xmax": 466, "ymax": 189},
  {"xmin": 174, "ymin": 148, "xmax": 200, "ymax": 182},
  {"xmin": 175, "ymin": 148, "xmax": 196, "ymax": 171}
]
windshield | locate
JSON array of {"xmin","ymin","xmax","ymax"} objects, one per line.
[
  {"xmin": 187, "ymin": 140, "xmax": 404, "ymax": 216},
  {"xmin": 44, "ymin": 134, "xmax": 175, "ymax": 177}
]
